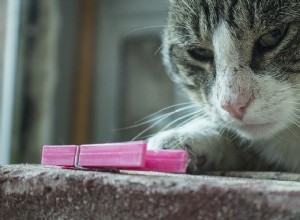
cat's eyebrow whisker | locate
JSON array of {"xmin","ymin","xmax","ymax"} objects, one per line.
[
  {"xmin": 123, "ymin": 25, "xmax": 167, "ymax": 36},
  {"xmin": 173, "ymin": 25, "xmax": 191, "ymax": 29},
  {"xmin": 123, "ymin": 24, "xmax": 191, "ymax": 37},
  {"xmin": 181, "ymin": 0, "xmax": 198, "ymax": 17},
  {"xmin": 154, "ymin": 44, "xmax": 163, "ymax": 55}
]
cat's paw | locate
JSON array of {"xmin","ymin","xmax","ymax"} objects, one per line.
[{"xmin": 147, "ymin": 129, "xmax": 226, "ymax": 173}]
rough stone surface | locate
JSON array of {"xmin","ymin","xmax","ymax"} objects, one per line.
[{"xmin": 1, "ymin": 164, "xmax": 300, "ymax": 220}]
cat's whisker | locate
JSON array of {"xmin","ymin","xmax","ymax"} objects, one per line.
[
  {"xmin": 228, "ymin": 130, "xmax": 240, "ymax": 143},
  {"xmin": 131, "ymin": 113, "xmax": 172, "ymax": 141},
  {"xmin": 123, "ymin": 104, "xmax": 199, "ymax": 131},
  {"xmin": 216, "ymin": 125, "xmax": 227, "ymax": 142},
  {"xmin": 131, "ymin": 104, "xmax": 202, "ymax": 141},
  {"xmin": 154, "ymin": 44, "xmax": 163, "ymax": 55},
  {"xmin": 135, "ymin": 102, "xmax": 196, "ymax": 124},
  {"xmin": 171, "ymin": 25, "xmax": 191, "ymax": 30},
  {"xmin": 175, "ymin": 112, "xmax": 208, "ymax": 128},
  {"xmin": 140, "ymin": 109, "xmax": 207, "ymax": 145},
  {"xmin": 286, "ymin": 82, "xmax": 300, "ymax": 88},
  {"xmin": 143, "ymin": 105, "xmax": 197, "ymax": 124},
  {"xmin": 290, "ymin": 114, "xmax": 300, "ymax": 126},
  {"xmin": 114, "ymin": 114, "xmax": 168, "ymax": 131},
  {"xmin": 214, "ymin": 123, "xmax": 223, "ymax": 141},
  {"xmin": 237, "ymin": 134, "xmax": 248, "ymax": 148},
  {"xmin": 261, "ymin": 83, "xmax": 300, "ymax": 97},
  {"xmin": 181, "ymin": 0, "xmax": 198, "ymax": 17},
  {"xmin": 213, "ymin": 119, "xmax": 235, "ymax": 142},
  {"xmin": 160, "ymin": 109, "xmax": 205, "ymax": 132},
  {"xmin": 288, "ymin": 121, "xmax": 300, "ymax": 131},
  {"xmin": 286, "ymin": 123, "xmax": 297, "ymax": 137},
  {"xmin": 286, "ymin": 116, "xmax": 300, "ymax": 133},
  {"xmin": 283, "ymin": 106, "xmax": 300, "ymax": 114},
  {"xmin": 123, "ymin": 24, "xmax": 190, "ymax": 37},
  {"xmin": 123, "ymin": 25, "xmax": 167, "ymax": 36},
  {"xmin": 245, "ymin": 105, "xmax": 300, "ymax": 131},
  {"xmin": 282, "ymin": 101, "xmax": 300, "ymax": 105},
  {"xmin": 175, "ymin": 115, "xmax": 199, "ymax": 128},
  {"xmin": 135, "ymin": 134, "xmax": 155, "ymax": 141},
  {"xmin": 290, "ymin": 112, "xmax": 300, "ymax": 122},
  {"xmin": 279, "ymin": 86, "xmax": 300, "ymax": 93}
]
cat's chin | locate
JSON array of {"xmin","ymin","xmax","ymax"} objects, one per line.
[{"xmin": 233, "ymin": 122, "xmax": 282, "ymax": 140}]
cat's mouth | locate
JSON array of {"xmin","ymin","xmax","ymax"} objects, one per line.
[
  {"xmin": 238, "ymin": 122, "xmax": 276, "ymax": 139},
  {"xmin": 226, "ymin": 121, "xmax": 280, "ymax": 139},
  {"xmin": 240, "ymin": 122, "xmax": 275, "ymax": 131}
]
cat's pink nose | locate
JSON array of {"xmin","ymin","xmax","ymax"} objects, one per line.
[{"xmin": 221, "ymin": 100, "xmax": 250, "ymax": 120}]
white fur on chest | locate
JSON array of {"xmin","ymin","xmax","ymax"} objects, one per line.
[{"xmin": 254, "ymin": 131, "xmax": 300, "ymax": 172}]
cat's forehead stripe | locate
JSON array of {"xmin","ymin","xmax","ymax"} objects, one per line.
[
  {"xmin": 169, "ymin": 0, "xmax": 300, "ymax": 46},
  {"xmin": 212, "ymin": 22, "xmax": 238, "ymax": 68}
]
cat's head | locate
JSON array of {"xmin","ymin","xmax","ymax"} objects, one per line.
[{"xmin": 163, "ymin": 0, "xmax": 300, "ymax": 140}]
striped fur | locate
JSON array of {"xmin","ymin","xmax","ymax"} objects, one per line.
[{"xmin": 148, "ymin": 0, "xmax": 300, "ymax": 172}]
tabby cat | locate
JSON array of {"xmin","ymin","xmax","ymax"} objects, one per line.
[{"xmin": 148, "ymin": 0, "xmax": 300, "ymax": 173}]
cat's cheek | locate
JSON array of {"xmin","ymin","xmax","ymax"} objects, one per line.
[
  {"xmin": 209, "ymin": 82, "xmax": 238, "ymax": 122},
  {"xmin": 209, "ymin": 87, "xmax": 229, "ymax": 122}
]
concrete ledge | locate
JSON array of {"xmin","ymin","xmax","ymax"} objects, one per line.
[{"xmin": 1, "ymin": 164, "xmax": 300, "ymax": 220}]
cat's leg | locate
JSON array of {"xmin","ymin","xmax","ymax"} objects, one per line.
[{"xmin": 147, "ymin": 118, "xmax": 243, "ymax": 173}]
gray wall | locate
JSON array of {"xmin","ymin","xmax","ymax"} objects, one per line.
[{"xmin": 93, "ymin": 0, "xmax": 184, "ymax": 142}]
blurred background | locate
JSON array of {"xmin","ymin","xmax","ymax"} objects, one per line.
[{"xmin": 0, "ymin": 0, "xmax": 188, "ymax": 164}]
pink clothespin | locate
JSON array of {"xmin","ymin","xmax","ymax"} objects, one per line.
[
  {"xmin": 78, "ymin": 141, "xmax": 147, "ymax": 168},
  {"xmin": 142, "ymin": 149, "xmax": 188, "ymax": 173},
  {"xmin": 41, "ymin": 141, "xmax": 188, "ymax": 173}
]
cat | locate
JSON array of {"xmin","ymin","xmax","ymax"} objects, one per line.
[{"xmin": 148, "ymin": 0, "xmax": 300, "ymax": 173}]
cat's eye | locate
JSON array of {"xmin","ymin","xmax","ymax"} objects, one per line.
[
  {"xmin": 258, "ymin": 27, "xmax": 287, "ymax": 49},
  {"xmin": 188, "ymin": 48, "xmax": 214, "ymax": 62}
]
